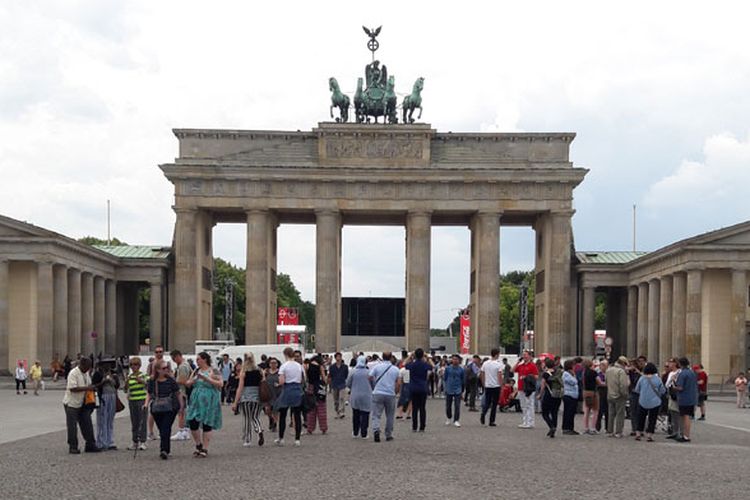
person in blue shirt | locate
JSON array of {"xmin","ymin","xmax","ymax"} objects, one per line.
[
  {"xmin": 633, "ymin": 362, "xmax": 666, "ymax": 442},
  {"xmin": 562, "ymin": 359, "xmax": 580, "ymax": 435},
  {"xmin": 675, "ymin": 357, "xmax": 698, "ymax": 443},
  {"xmin": 369, "ymin": 352, "xmax": 401, "ymax": 443},
  {"xmin": 443, "ymin": 354, "xmax": 465, "ymax": 427},
  {"xmin": 406, "ymin": 348, "xmax": 433, "ymax": 433}
]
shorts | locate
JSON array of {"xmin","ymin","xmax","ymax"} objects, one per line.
[
  {"xmin": 698, "ymin": 393, "xmax": 707, "ymax": 404},
  {"xmin": 583, "ymin": 390, "xmax": 599, "ymax": 412},
  {"xmin": 678, "ymin": 405, "xmax": 695, "ymax": 417},
  {"xmin": 188, "ymin": 419, "xmax": 212, "ymax": 432}
]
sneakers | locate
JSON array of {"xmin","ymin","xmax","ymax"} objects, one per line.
[
  {"xmin": 454, "ymin": 421, "xmax": 461, "ymax": 428},
  {"xmin": 138, "ymin": 442, "xmax": 147, "ymax": 451},
  {"xmin": 445, "ymin": 419, "xmax": 452, "ymax": 426},
  {"xmin": 243, "ymin": 440, "xmax": 253, "ymax": 447},
  {"xmin": 148, "ymin": 433, "xmax": 157, "ymax": 441},
  {"xmin": 159, "ymin": 451, "xmax": 168, "ymax": 460},
  {"xmin": 374, "ymin": 431, "xmax": 381, "ymax": 443},
  {"xmin": 171, "ymin": 429, "xmax": 189, "ymax": 441},
  {"xmin": 258, "ymin": 432, "xmax": 264, "ymax": 447},
  {"xmin": 294, "ymin": 440, "xmax": 300, "ymax": 447},
  {"xmin": 274, "ymin": 438, "xmax": 284, "ymax": 447},
  {"xmin": 385, "ymin": 436, "xmax": 393, "ymax": 442},
  {"xmin": 69, "ymin": 448, "xmax": 81, "ymax": 454},
  {"xmin": 127, "ymin": 443, "xmax": 138, "ymax": 451},
  {"xmin": 698, "ymin": 416, "xmax": 706, "ymax": 421},
  {"xmin": 480, "ymin": 415, "xmax": 486, "ymax": 426},
  {"xmin": 518, "ymin": 424, "xmax": 533, "ymax": 429}
]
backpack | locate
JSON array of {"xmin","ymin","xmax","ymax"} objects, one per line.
[
  {"xmin": 547, "ymin": 368, "xmax": 564, "ymax": 399},
  {"xmin": 465, "ymin": 364, "xmax": 477, "ymax": 382},
  {"xmin": 523, "ymin": 374, "xmax": 536, "ymax": 396}
]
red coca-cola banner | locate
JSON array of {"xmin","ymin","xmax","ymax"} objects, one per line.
[
  {"xmin": 277, "ymin": 307, "xmax": 299, "ymax": 325},
  {"xmin": 459, "ymin": 312, "xmax": 471, "ymax": 354}
]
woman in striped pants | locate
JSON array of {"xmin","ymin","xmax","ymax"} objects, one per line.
[
  {"xmin": 232, "ymin": 353, "xmax": 265, "ymax": 447},
  {"xmin": 92, "ymin": 364, "xmax": 120, "ymax": 450}
]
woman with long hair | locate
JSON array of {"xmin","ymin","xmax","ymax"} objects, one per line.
[
  {"xmin": 538, "ymin": 358, "xmax": 562, "ymax": 438},
  {"xmin": 144, "ymin": 359, "xmax": 184, "ymax": 459},
  {"xmin": 275, "ymin": 347, "xmax": 304, "ymax": 447},
  {"xmin": 265, "ymin": 357, "xmax": 281, "ymax": 431},
  {"xmin": 581, "ymin": 358, "xmax": 599, "ymax": 435},
  {"xmin": 305, "ymin": 354, "xmax": 328, "ymax": 434},
  {"xmin": 91, "ymin": 362, "xmax": 119, "ymax": 450},
  {"xmin": 185, "ymin": 352, "xmax": 223, "ymax": 458},
  {"xmin": 232, "ymin": 352, "xmax": 265, "ymax": 447}
]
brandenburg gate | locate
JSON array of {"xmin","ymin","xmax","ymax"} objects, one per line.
[{"xmin": 160, "ymin": 123, "xmax": 587, "ymax": 355}]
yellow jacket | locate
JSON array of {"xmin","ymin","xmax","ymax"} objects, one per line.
[{"xmin": 30, "ymin": 365, "xmax": 42, "ymax": 381}]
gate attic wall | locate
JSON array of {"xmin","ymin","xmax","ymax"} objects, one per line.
[{"xmin": 161, "ymin": 123, "xmax": 587, "ymax": 355}]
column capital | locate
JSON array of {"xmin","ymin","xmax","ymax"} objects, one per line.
[
  {"xmin": 549, "ymin": 209, "xmax": 576, "ymax": 217},
  {"xmin": 475, "ymin": 210, "xmax": 503, "ymax": 218},
  {"xmin": 407, "ymin": 209, "xmax": 433, "ymax": 217},
  {"xmin": 314, "ymin": 208, "xmax": 341, "ymax": 217},
  {"xmin": 173, "ymin": 205, "xmax": 198, "ymax": 215}
]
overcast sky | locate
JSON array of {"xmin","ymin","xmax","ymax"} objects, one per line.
[{"xmin": 1, "ymin": 1, "xmax": 749, "ymax": 328}]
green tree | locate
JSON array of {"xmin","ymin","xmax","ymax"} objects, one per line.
[
  {"xmin": 212, "ymin": 258, "xmax": 247, "ymax": 343},
  {"xmin": 595, "ymin": 292, "xmax": 606, "ymax": 330},
  {"xmin": 499, "ymin": 271, "xmax": 535, "ymax": 354}
]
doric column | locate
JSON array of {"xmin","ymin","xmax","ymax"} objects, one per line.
[
  {"xmin": 0, "ymin": 259, "xmax": 8, "ymax": 372},
  {"xmin": 37, "ymin": 261, "xmax": 54, "ymax": 366},
  {"xmin": 406, "ymin": 211, "xmax": 431, "ymax": 351},
  {"xmin": 246, "ymin": 210, "xmax": 278, "ymax": 345},
  {"xmin": 626, "ymin": 286, "xmax": 638, "ymax": 357},
  {"xmin": 53, "ymin": 264, "xmax": 68, "ymax": 361},
  {"xmin": 81, "ymin": 273, "xmax": 95, "ymax": 355},
  {"xmin": 636, "ymin": 282, "xmax": 648, "ymax": 357},
  {"xmin": 105, "ymin": 279, "xmax": 117, "ymax": 354},
  {"xmin": 730, "ymin": 270, "xmax": 748, "ymax": 375},
  {"xmin": 581, "ymin": 286, "xmax": 596, "ymax": 356},
  {"xmin": 150, "ymin": 282, "xmax": 163, "ymax": 349},
  {"xmin": 94, "ymin": 276, "xmax": 105, "ymax": 355},
  {"xmin": 659, "ymin": 275, "xmax": 673, "ymax": 362},
  {"xmin": 671, "ymin": 272, "xmax": 687, "ymax": 356},
  {"xmin": 470, "ymin": 211, "xmax": 500, "ymax": 355},
  {"xmin": 685, "ymin": 269, "xmax": 703, "ymax": 363},
  {"xmin": 67, "ymin": 269, "xmax": 81, "ymax": 356},
  {"xmin": 173, "ymin": 208, "xmax": 199, "ymax": 353},
  {"xmin": 647, "ymin": 279, "xmax": 660, "ymax": 362},
  {"xmin": 315, "ymin": 210, "xmax": 342, "ymax": 353}
]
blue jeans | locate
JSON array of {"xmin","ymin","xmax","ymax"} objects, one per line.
[{"xmin": 445, "ymin": 393, "xmax": 461, "ymax": 421}]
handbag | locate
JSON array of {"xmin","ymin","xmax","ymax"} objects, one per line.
[
  {"xmin": 150, "ymin": 380, "xmax": 174, "ymax": 415},
  {"xmin": 115, "ymin": 395, "xmax": 125, "ymax": 413},
  {"xmin": 259, "ymin": 380, "xmax": 271, "ymax": 403},
  {"xmin": 83, "ymin": 389, "xmax": 97, "ymax": 410}
]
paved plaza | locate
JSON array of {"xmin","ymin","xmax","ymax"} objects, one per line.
[{"xmin": 1, "ymin": 380, "xmax": 748, "ymax": 499}]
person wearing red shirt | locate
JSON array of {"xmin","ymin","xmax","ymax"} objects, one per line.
[
  {"xmin": 694, "ymin": 364, "xmax": 708, "ymax": 420},
  {"xmin": 499, "ymin": 379, "xmax": 521, "ymax": 412},
  {"xmin": 513, "ymin": 350, "xmax": 539, "ymax": 429}
]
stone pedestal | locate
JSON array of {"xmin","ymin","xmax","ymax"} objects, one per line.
[
  {"xmin": 315, "ymin": 210, "xmax": 342, "ymax": 353},
  {"xmin": 470, "ymin": 212, "xmax": 500, "ymax": 355},
  {"xmin": 246, "ymin": 210, "xmax": 277, "ymax": 345},
  {"xmin": 406, "ymin": 211, "xmax": 431, "ymax": 351}
]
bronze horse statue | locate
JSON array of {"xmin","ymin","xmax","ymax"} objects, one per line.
[
  {"xmin": 402, "ymin": 77, "xmax": 424, "ymax": 124},
  {"xmin": 329, "ymin": 77, "xmax": 350, "ymax": 123}
]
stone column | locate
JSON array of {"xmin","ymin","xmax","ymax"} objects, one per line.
[
  {"xmin": 246, "ymin": 210, "xmax": 278, "ymax": 345},
  {"xmin": 405, "ymin": 211, "xmax": 431, "ymax": 351},
  {"xmin": 81, "ymin": 273, "xmax": 95, "ymax": 355},
  {"xmin": 315, "ymin": 210, "xmax": 342, "ymax": 353},
  {"xmin": 671, "ymin": 272, "xmax": 687, "ymax": 356},
  {"xmin": 659, "ymin": 275, "xmax": 673, "ymax": 362},
  {"xmin": 636, "ymin": 282, "xmax": 648, "ymax": 357},
  {"xmin": 52, "ymin": 264, "xmax": 68, "ymax": 361},
  {"xmin": 626, "ymin": 286, "xmax": 638, "ymax": 357},
  {"xmin": 730, "ymin": 270, "xmax": 748, "ymax": 375},
  {"xmin": 173, "ymin": 208, "xmax": 199, "ymax": 354},
  {"xmin": 37, "ymin": 262, "xmax": 54, "ymax": 366},
  {"xmin": 67, "ymin": 269, "xmax": 82, "ymax": 357},
  {"xmin": 685, "ymin": 269, "xmax": 703, "ymax": 363},
  {"xmin": 94, "ymin": 276, "xmax": 105, "ymax": 355},
  {"xmin": 581, "ymin": 286, "xmax": 596, "ymax": 356},
  {"xmin": 0, "ymin": 260, "xmax": 8, "ymax": 372},
  {"xmin": 150, "ymin": 282, "xmax": 163, "ymax": 349},
  {"xmin": 647, "ymin": 279, "xmax": 660, "ymax": 362},
  {"xmin": 470, "ymin": 212, "xmax": 500, "ymax": 355},
  {"xmin": 105, "ymin": 279, "xmax": 117, "ymax": 354}
]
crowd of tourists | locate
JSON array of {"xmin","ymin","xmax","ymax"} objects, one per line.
[{"xmin": 57, "ymin": 343, "xmax": 740, "ymax": 457}]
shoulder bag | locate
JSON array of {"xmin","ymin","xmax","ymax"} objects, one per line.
[
  {"xmin": 150, "ymin": 380, "xmax": 175, "ymax": 415},
  {"xmin": 645, "ymin": 376, "xmax": 668, "ymax": 408}
]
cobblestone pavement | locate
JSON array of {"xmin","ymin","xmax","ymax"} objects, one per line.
[{"xmin": 2, "ymin": 387, "xmax": 749, "ymax": 500}]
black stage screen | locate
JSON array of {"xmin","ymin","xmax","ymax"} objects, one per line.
[{"xmin": 341, "ymin": 297, "xmax": 405, "ymax": 337}]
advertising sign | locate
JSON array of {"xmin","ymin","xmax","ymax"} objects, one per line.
[
  {"xmin": 459, "ymin": 312, "xmax": 471, "ymax": 354},
  {"xmin": 277, "ymin": 307, "xmax": 299, "ymax": 326}
]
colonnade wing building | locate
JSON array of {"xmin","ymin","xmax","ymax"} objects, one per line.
[
  {"xmin": 575, "ymin": 221, "xmax": 750, "ymax": 382},
  {"xmin": 0, "ymin": 214, "xmax": 170, "ymax": 373},
  {"xmin": 0, "ymin": 122, "xmax": 749, "ymax": 382}
]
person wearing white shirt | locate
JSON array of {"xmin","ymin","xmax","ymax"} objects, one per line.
[
  {"xmin": 274, "ymin": 347, "xmax": 304, "ymax": 447},
  {"xmin": 480, "ymin": 348, "xmax": 503, "ymax": 427},
  {"xmin": 14, "ymin": 361, "xmax": 28, "ymax": 395},
  {"xmin": 62, "ymin": 357, "xmax": 99, "ymax": 454}
]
